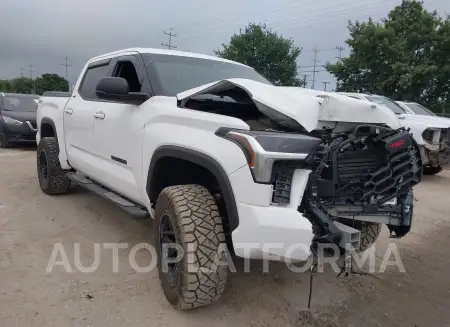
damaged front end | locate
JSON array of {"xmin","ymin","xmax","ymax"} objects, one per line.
[
  {"xmin": 178, "ymin": 78, "xmax": 422, "ymax": 252},
  {"xmin": 300, "ymin": 125, "xmax": 422, "ymax": 250}
]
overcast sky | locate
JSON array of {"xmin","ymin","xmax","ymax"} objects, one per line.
[{"xmin": 1, "ymin": 0, "xmax": 448, "ymax": 90}]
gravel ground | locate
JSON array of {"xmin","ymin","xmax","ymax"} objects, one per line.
[{"xmin": 0, "ymin": 147, "xmax": 449, "ymax": 327}]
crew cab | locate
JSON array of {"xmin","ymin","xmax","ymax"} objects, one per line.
[
  {"xmin": 0, "ymin": 92, "xmax": 39, "ymax": 147},
  {"xmin": 36, "ymin": 48, "xmax": 422, "ymax": 310},
  {"xmin": 338, "ymin": 92, "xmax": 450, "ymax": 175}
]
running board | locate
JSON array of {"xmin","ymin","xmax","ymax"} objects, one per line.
[{"xmin": 67, "ymin": 173, "xmax": 149, "ymax": 219}]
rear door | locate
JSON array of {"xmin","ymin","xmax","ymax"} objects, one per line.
[
  {"xmin": 64, "ymin": 59, "xmax": 112, "ymax": 176},
  {"xmin": 92, "ymin": 54, "xmax": 152, "ymax": 203}
]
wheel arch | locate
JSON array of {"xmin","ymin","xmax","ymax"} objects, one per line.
[
  {"xmin": 146, "ymin": 145, "xmax": 239, "ymax": 232},
  {"xmin": 40, "ymin": 117, "xmax": 57, "ymax": 140}
]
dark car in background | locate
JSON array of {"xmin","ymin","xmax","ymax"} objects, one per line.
[{"xmin": 0, "ymin": 93, "xmax": 39, "ymax": 148}]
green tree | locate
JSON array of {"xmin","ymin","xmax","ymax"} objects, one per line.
[
  {"xmin": 215, "ymin": 23, "xmax": 304, "ymax": 86},
  {"xmin": 10, "ymin": 77, "xmax": 34, "ymax": 94},
  {"xmin": 35, "ymin": 73, "xmax": 69, "ymax": 95},
  {"xmin": 326, "ymin": 0, "xmax": 450, "ymax": 111},
  {"xmin": 0, "ymin": 80, "xmax": 13, "ymax": 92}
]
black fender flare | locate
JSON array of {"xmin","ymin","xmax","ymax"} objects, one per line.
[
  {"xmin": 146, "ymin": 145, "xmax": 239, "ymax": 232},
  {"xmin": 40, "ymin": 117, "xmax": 57, "ymax": 140}
]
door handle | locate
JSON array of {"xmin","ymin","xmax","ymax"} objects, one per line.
[
  {"xmin": 93, "ymin": 111, "xmax": 105, "ymax": 119},
  {"xmin": 64, "ymin": 108, "xmax": 73, "ymax": 114}
]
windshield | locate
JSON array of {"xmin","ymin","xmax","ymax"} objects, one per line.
[
  {"xmin": 2, "ymin": 95, "xmax": 38, "ymax": 112},
  {"xmin": 144, "ymin": 54, "xmax": 272, "ymax": 96},
  {"xmin": 365, "ymin": 96, "xmax": 406, "ymax": 114},
  {"xmin": 405, "ymin": 102, "xmax": 436, "ymax": 116}
]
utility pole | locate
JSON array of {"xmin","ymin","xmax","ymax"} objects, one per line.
[
  {"xmin": 311, "ymin": 47, "xmax": 320, "ymax": 90},
  {"xmin": 29, "ymin": 64, "xmax": 36, "ymax": 94},
  {"xmin": 302, "ymin": 74, "xmax": 308, "ymax": 88},
  {"xmin": 335, "ymin": 46, "xmax": 345, "ymax": 89},
  {"xmin": 335, "ymin": 46, "xmax": 345, "ymax": 60},
  {"xmin": 161, "ymin": 28, "xmax": 177, "ymax": 50},
  {"xmin": 20, "ymin": 68, "xmax": 24, "ymax": 78},
  {"xmin": 322, "ymin": 81, "xmax": 330, "ymax": 91},
  {"xmin": 60, "ymin": 55, "xmax": 72, "ymax": 81}
]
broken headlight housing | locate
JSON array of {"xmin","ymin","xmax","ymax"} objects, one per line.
[{"xmin": 216, "ymin": 128, "xmax": 321, "ymax": 183}]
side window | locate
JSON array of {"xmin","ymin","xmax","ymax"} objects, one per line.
[
  {"xmin": 78, "ymin": 64, "xmax": 110, "ymax": 100},
  {"xmin": 113, "ymin": 61, "xmax": 142, "ymax": 93}
]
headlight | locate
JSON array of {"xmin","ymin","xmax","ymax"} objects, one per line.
[
  {"xmin": 3, "ymin": 116, "xmax": 23, "ymax": 126},
  {"xmin": 216, "ymin": 128, "xmax": 321, "ymax": 183},
  {"xmin": 422, "ymin": 128, "xmax": 442, "ymax": 144}
]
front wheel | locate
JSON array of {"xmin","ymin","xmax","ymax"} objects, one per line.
[
  {"xmin": 339, "ymin": 219, "xmax": 382, "ymax": 252},
  {"xmin": 154, "ymin": 184, "xmax": 228, "ymax": 310},
  {"xmin": 358, "ymin": 222, "xmax": 382, "ymax": 252},
  {"xmin": 423, "ymin": 165, "xmax": 442, "ymax": 175},
  {"xmin": 37, "ymin": 137, "xmax": 71, "ymax": 195}
]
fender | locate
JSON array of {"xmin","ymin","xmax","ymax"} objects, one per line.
[
  {"xmin": 146, "ymin": 145, "xmax": 240, "ymax": 232},
  {"xmin": 38, "ymin": 117, "xmax": 71, "ymax": 170}
]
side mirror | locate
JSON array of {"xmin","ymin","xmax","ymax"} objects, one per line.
[
  {"xmin": 96, "ymin": 77, "xmax": 129, "ymax": 97},
  {"xmin": 96, "ymin": 77, "xmax": 149, "ymax": 105}
]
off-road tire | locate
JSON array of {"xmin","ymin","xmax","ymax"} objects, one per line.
[
  {"xmin": 154, "ymin": 185, "xmax": 228, "ymax": 310},
  {"xmin": 359, "ymin": 222, "xmax": 382, "ymax": 252},
  {"xmin": 338, "ymin": 219, "xmax": 382, "ymax": 252},
  {"xmin": 0, "ymin": 128, "xmax": 8, "ymax": 148},
  {"xmin": 423, "ymin": 165, "xmax": 442, "ymax": 176},
  {"xmin": 37, "ymin": 137, "xmax": 71, "ymax": 195}
]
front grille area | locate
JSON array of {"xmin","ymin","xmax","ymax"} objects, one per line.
[
  {"xmin": 336, "ymin": 141, "xmax": 421, "ymax": 205},
  {"xmin": 319, "ymin": 127, "xmax": 422, "ymax": 205}
]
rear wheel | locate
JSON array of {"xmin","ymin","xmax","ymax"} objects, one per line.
[
  {"xmin": 37, "ymin": 137, "xmax": 71, "ymax": 195},
  {"xmin": 423, "ymin": 165, "xmax": 442, "ymax": 175},
  {"xmin": 154, "ymin": 184, "xmax": 228, "ymax": 310}
]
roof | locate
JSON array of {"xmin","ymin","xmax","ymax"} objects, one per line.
[{"xmin": 89, "ymin": 47, "xmax": 249, "ymax": 68}]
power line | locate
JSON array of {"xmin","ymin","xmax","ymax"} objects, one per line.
[
  {"xmin": 171, "ymin": 0, "xmax": 303, "ymax": 30},
  {"xmin": 176, "ymin": 0, "xmax": 396, "ymax": 45},
  {"xmin": 60, "ymin": 55, "xmax": 72, "ymax": 81},
  {"xmin": 161, "ymin": 28, "xmax": 177, "ymax": 50}
]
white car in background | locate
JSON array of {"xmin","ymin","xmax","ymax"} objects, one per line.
[
  {"xmin": 396, "ymin": 101, "xmax": 441, "ymax": 117},
  {"xmin": 338, "ymin": 93, "xmax": 450, "ymax": 175}
]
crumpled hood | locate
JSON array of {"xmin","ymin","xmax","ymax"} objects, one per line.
[{"xmin": 177, "ymin": 78, "xmax": 400, "ymax": 132}]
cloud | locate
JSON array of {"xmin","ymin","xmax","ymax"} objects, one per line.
[{"xmin": 1, "ymin": 0, "xmax": 449, "ymax": 89}]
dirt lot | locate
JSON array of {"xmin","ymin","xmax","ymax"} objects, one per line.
[{"xmin": 1, "ymin": 147, "xmax": 450, "ymax": 327}]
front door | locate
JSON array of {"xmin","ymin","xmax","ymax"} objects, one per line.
[{"xmin": 92, "ymin": 55, "xmax": 151, "ymax": 203}]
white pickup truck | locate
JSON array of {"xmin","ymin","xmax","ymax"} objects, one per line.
[
  {"xmin": 36, "ymin": 48, "xmax": 422, "ymax": 310},
  {"xmin": 338, "ymin": 93, "xmax": 450, "ymax": 175}
]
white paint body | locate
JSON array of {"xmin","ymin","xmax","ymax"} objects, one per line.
[{"xmin": 36, "ymin": 48, "xmax": 404, "ymax": 262}]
